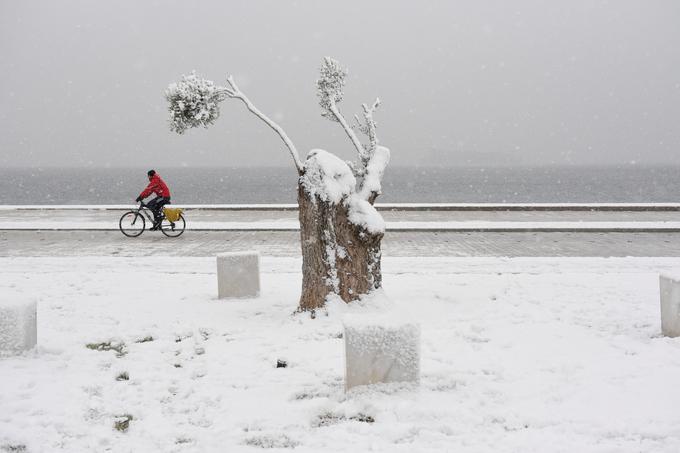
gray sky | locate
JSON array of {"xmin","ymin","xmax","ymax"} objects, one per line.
[{"xmin": 1, "ymin": 0, "xmax": 679, "ymax": 168}]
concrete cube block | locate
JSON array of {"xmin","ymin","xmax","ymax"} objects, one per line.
[
  {"xmin": 344, "ymin": 315, "xmax": 420, "ymax": 390},
  {"xmin": 217, "ymin": 252, "xmax": 260, "ymax": 299},
  {"xmin": 0, "ymin": 298, "xmax": 37, "ymax": 356},
  {"xmin": 660, "ymin": 274, "xmax": 680, "ymax": 337}
]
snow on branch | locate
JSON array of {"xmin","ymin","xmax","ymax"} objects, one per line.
[
  {"xmin": 166, "ymin": 72, "xmax": 225, "ymax": 135},
  {"xmin": 316, "ymin": 57, "xmax": 346, "ymax": 122},
  {"xmin": 358, "ymin": 145, "xmax": 390, "ymax": 203},
  {"xmin": 353, "ymin": 98, "xmax": 381, "ymax": 167},
  {"xmin": 165, "ymin": 61, "xmax": 385, "ymax": 186},
  {"xmin": 315, "ymin": 58, "xmax": 386, "ymax": 198},
  {"xmin": 316, "ymin": 57, "xmax": 364, "ymax": 157},
  {"xmin": 165, "ymin": 71, "xmax": 302, "ymax": 172}
]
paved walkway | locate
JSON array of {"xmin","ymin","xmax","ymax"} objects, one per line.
[
  {"xmin": 4, "ymin": 207, "xmax": 680, "ymax": 257},
  {"xmin": 4, "ymin": 230, "xmax": 680, "ymax": 257}
]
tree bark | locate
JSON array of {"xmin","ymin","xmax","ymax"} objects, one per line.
[{"xmin": 297, "ymin": 180, "xmax": 384, "ymax": 311}]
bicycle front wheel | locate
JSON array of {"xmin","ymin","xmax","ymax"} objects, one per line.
[
  {"xmin": 161, "ymin": 214, "xmax": 185, "ymax": 238},
  {"xmin": 119, "ymin": 211, "xmax": 145, "ymax": 237}
]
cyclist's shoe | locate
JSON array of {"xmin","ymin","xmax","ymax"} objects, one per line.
[{"xmin": 150, "ymin": 220, "xmax": 161, "ymax": 231}]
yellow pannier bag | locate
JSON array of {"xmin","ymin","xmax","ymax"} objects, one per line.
[{"xmin": 163, "ymin": 207, "xmax": 183, "ymax": 222}]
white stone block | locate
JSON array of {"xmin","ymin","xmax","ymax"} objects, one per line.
[
  {"xmin": 217, "ymin": 252, "xmax": 260, "ymax": 299},
  {"xmin": 0, "ymin": 298, "xmax": 37, "ymax": 356},
  {"xmin": 660, "ymin": 274, "xmax": 680, "ymax": 337},
  {"xmin": 344, "ymin": 316, "xmax": 420, "ymax": 390}
]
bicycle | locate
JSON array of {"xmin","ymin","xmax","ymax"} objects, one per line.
[{"xmin": 119, "ymin": 202, "xmax": 186, "ymax": 238}]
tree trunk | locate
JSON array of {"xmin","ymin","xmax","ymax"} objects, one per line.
[{"xmin": 297, "ymin": 182, "xmax": 384, "ymax": 311}]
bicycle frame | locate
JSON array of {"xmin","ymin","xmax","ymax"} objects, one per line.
[{"xmin": 131, "ymin": 203, "xmax": 156, "ymax": 226}]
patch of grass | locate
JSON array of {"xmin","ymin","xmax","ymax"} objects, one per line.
[
  {"xmin": 293, "ymin": 389, "xmax": 329, "ymax": 400},
  {"xmin": 1, "ymin": 445, "xmax": 27, "ymax": 452},
  {"xmin": 351, "ymin": 413, "xmax": 375, "ymax": 423},
  {"xmin": 313, "ymin": 412, "xmax": 344, "ymax": 427},
  {"xmin": 175, "ymin": 333, "xmax": 192, "ymax": 343},
  {"xmin": 115, "ymin": 372, "xmax": 129, "ymax": 381},
  {"xmin": 199, "ymin": 329, "xmax": 211, "ymax": 341},
  {"xmin": 113, "ymin": 414, "xmax": 133, "ymax": 432},
  {"xmin": 86, "ymin": 341, "xmax": 127, "ymax": 357},
  {"xmin": 313, "ymin": 412, "xmax": 375, "ymax": 427},
  {"xmin": 135, "ymin": 336, "xmax": 154, "ymax": 343},
  {"xmin": 244, "ymin": 434, "xmax": 299, "ymax": 449}
]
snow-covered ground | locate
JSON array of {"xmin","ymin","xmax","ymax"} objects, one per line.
[{"xmin": 2, "ymin": 256, "xmax": 680, "ymax": 452}]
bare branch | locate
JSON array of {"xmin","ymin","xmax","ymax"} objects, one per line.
[
  {"xmin": 166, "ymin": 71, "xmax": 302, "ymax": 172},
  {"xmin": 226, "ymin": 76, "xmax": 303, "ymax": 173},
  {"xmin": 316, "ymin": 57, "xmax": 373, "ymax": 167},
  {"xmin": 350, "ymin": 98, "xmax": 385, "ymax": 203},
  {"xmin": 216, "ymin": 86, "xmax": 236, "ymax": 100},
  {"xmin": 345, "ymin": 159, "xmax": 363, "ymax": 177},
  {"xmin": 329, "ymin": 100, "xmax": 365, "ymax": 158},
  {"xmin": 225, "ymin": 75, "xmax": 239, "ymax": 93},
  {"xmin": 352, "ymin": 114, "xmax": 362, "ymax": 130},
  {"xmin": 360, "ymin": 97, "xmax": 381, "ymax": 159}
]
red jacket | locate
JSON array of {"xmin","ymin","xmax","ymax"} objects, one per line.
[{"xmin": 139, "ymin": 174, "xmax": 171, "ymax": 199}]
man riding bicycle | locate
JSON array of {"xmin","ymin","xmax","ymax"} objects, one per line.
[{"xmin": 136, "ymin": 169, "xmax": 171, "ymax": 230}]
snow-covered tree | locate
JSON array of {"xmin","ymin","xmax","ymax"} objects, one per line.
[{"xmin": 165, "ymin": 58, "xmax": 390, "ymax": 312}]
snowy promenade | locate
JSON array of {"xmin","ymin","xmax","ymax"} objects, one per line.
[
  {"xmin": 6, "ymin": 230, "xmax": 680, "ymax": 257},
  {"xmin": 4, "ymin": 204, "xmax": 680, "ymax": 257}
]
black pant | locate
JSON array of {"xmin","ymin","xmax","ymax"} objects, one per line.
[{"xmin": 147, "ymin": 197, "xmax": 171, "ymax": 223}]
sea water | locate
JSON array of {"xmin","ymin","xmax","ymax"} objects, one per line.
[{"xmin": 1, "ymin": 166, "xmax": 678, "ymax": 205}]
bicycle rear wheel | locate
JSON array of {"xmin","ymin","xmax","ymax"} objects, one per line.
[
  {"xmin": 119, "ymin": 211, "xmax": 145, "ymax": 237},
  {"xmin": 161, "ymin": 213, "xmax": 185, "ymax": 237}
]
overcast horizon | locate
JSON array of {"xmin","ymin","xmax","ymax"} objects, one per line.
[
  {"xmin": 1, "ymin": 1, "xmax": 679, "ymax": 168},
  {"xmin": 5, "ymin": 162, "xmax": 680, "ymax": 170}
]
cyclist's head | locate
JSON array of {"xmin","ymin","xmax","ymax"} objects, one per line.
[{"xmin": 147, "ymin": 169, "xmax": 156, "ymax": 180}]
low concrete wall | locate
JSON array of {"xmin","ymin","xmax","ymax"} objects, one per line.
[{"xmin": 3, "ymin": 203, "xmax": 680, "ymax": 212}]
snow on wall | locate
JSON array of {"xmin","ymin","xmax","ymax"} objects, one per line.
[
  {"xmin": 0, "ymin": 298, "xmax": 37, "ymax": 356},
  {"xmin": 659, "ymin": 274, "xmax": 680, "ymax": 337},
  {"xmin": 344, "ymin": 313, "xmax": 420, "ymax": 390},
  {"xmin": 216, "ymin": 252, "xmax": 260, "ymax": 299},
  {"xmin": 300, "ymin": 149, "xmax": 356, "ymax": 204}
]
